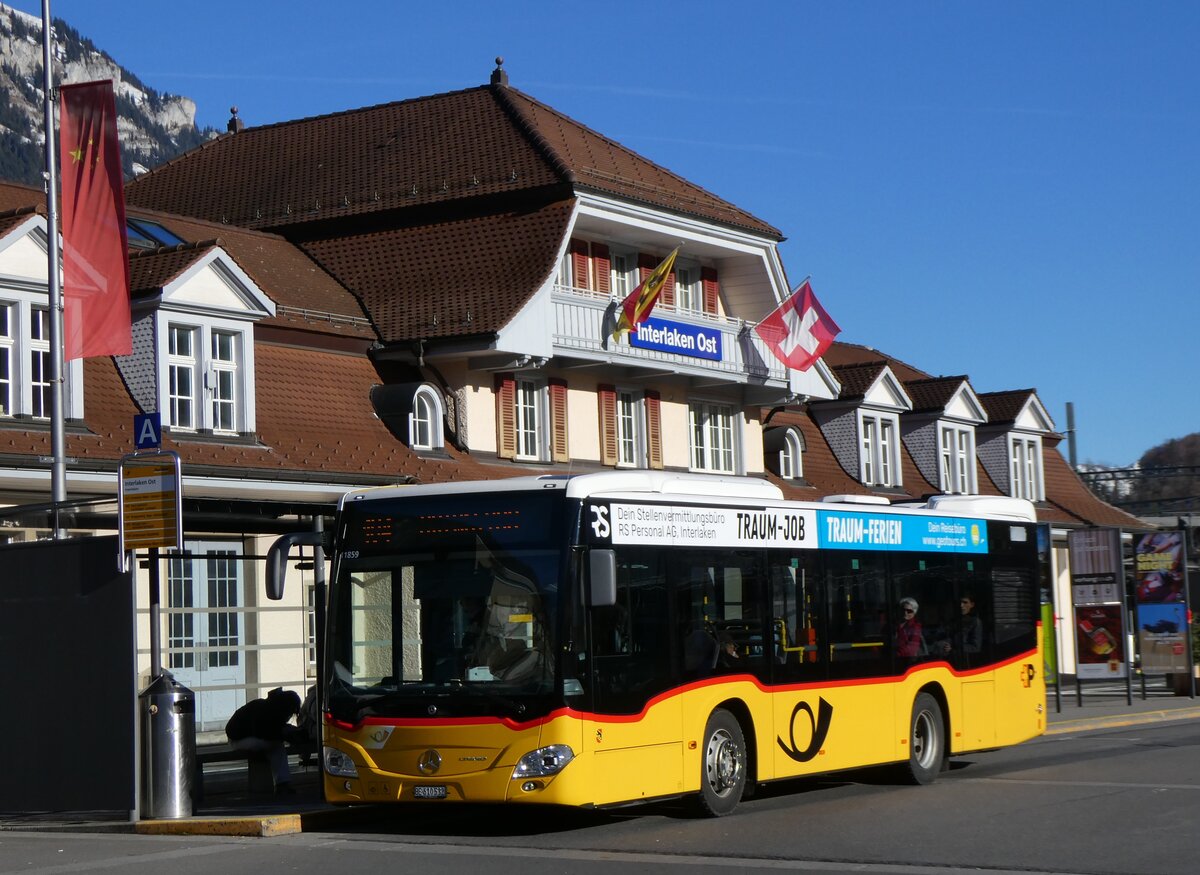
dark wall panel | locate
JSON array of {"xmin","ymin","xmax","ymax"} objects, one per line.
[{"xmin": 0, "ymin": 537, "xmax": 134, "ymax": 814}]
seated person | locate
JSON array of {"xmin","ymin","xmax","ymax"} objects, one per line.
[
  {"xmin": 895, "ymin": 597, "xmax": 925, "ymax": 659},
  {"xmin": 716, "ymin": 632, "xmax": 741, "ymax": 669},
  {"xmin": 225, "ymin": 687, "xmax": 303, "ymax": 795}
]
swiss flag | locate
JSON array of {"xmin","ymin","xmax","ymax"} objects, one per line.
[{"xmin": 753, "ymin": 280, "xmax": 841, "ymax": 372}]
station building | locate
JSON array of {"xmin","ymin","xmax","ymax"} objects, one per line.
[{"xmin": 0, "ymin": 63, "xmax": 1139, "ymax": 730}]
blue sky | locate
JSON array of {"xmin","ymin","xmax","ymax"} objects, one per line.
[{"xmin": 12, "ymin": 1, "xmax": 1198, "ymax": 466}]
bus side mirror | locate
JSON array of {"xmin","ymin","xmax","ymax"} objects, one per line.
[
  {"xmin": 589, "ymin": 549, "xmax": 616, "ymax": 607},
  {"xmin": 266, "ymin": 531, "xmax": 330, "ymax": 600}
]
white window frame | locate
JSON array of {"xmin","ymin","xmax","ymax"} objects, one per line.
[
  {"xmin": 939, "ymin": 424, "xmax": 976, "ymax": 494},
  {"xmin": 29, "ymin": 306, "xmax": 50, "ymax": 419},
  {"xmin": 210, "ymin": 330, "xmax": 239, "ymax": 434},
  {"xmin": 610, "ymin": 247, "xmax": 635, "ymax": 300},
  {"xmin": 514, "ymin": 376, "xmax": 546, "ymax": 462},
  {"xmin": 408, "ymin": 384, "xmax": 445, "ymax": 451},
  {"xmin": 689, "ymin": 401, "xmax": 738, "ymax": 474},
  {"xmin": 0, "ymin": 302, "xmax": 10, "ymax": 417},
  {"xmin": 556, "ymin": 249, "xmax": 573, "ymax": 290},
  {"xmin": 157, "ymin": 313, "xmax": 257, "ymax": 435},
  {"xmin": 1009, "ymin": 434, "xmax": 1044, "ymax": 501},
  {"xmin": 615, "ymin": 388, "xmax": 645, "ymax": 468},
  {"xmin": 168, "ymin": 324, "xmax": 198, "ymax": 430},
  {"xmin": 859, "ymin": 411, "xmax": 901, "ymax": 487},
  {"xmin": 0, "ymin": 294, "xmax": 83, "ymax": 421},
  {"xmin": 675, "ymin": 261, "xmax": 701, "ymax": 313},
  {"xmin": 780, "ymin": 428, "xmax": 804, "ymax": 480}
]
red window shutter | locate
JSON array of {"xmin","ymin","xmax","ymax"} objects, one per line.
[
  {"xmin": 597, "ymin": 384, "xmax": 618, "ymax": 467},
  {"xmin": 570, "ymin": 238, "xmax": 590, "ymax": 290},
  {"xmin": 591, "ymin": 243, "xmax": 610, "ymax": 295},
  {"xmin": 495, "ymin": 373, "xmax": 516, "ymax": 460},
  {"xmin": 638, "ymin": 253, "xmax": 655, "ymax": 284},
  {"xmin": 645, "ymin": 390, "xmax": 663, "ymax": 470},
  {"xmin": 549, "ymin": 378, "xmax": 569, "ymax": 463},
  {"xmin": 662, "ymin": 267, "xmax": 675, "ymax": 308},
  {"xmin": 701, "ymin": 266, "xmax": 719, "ymax": 315}
]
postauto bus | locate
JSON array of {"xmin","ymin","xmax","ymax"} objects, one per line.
[{"xmin": 267, "ymin": 471, "xmax": 1046, "ymax": 816}]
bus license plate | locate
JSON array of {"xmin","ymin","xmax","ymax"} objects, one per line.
[{"xmin": 413, "ymin": 785, "xmax": 447, "ymax": 799}]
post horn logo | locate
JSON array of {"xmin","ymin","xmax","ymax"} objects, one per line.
[
  {"xmin": 417, "ymin": 749, "xmax": 442, "ymax": 775},
  {"xmin": 777, "ymin": 697, "xmax": 834, "ymax": 763}
]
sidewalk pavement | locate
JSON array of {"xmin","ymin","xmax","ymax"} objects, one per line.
[{"xmin": 4, "ymin": 677, "xmax": 1198, "ymax": 837}]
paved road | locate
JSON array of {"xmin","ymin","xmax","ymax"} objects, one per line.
[{"xmin": 3, "ymin": 712, "xmax": 1199, "ymax": 875}]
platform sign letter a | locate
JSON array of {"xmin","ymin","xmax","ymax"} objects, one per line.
[{"xmin": 135, "ymin": 413, "xmax": 162, "ymax": 450}]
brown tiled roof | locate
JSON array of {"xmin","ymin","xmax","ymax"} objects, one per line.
[
  {"xmin": 0, "ymin": 349, "xmax": 502, "ymax": 486},
  {"xmin": 904, "ymin": 376, "xmax": 969, "ymax": 414},
  {"xmin": 1039, "ymin": 441, "xmax": 1145, "ymax": 528},
  {"xmin": 128, "ymin": 242, "xmax": 217, "ymax": 294},
  {"xmin": 125, "ymin": 84, "xmax": 779, "ymax": 239},
  {"xmin": 297, "ymin": 199, "xmax": 574, "ymax": 341},
  {"xmin": 498, "ymin": 88, "xmax": 781, "ymax": 238},
  {"xmin": 822, "ymin": 341, "xmax": 931, "ymax": 382},
  {"xmin": 0, "ymin": 181, "xmax": 43, "ymax": 213},
  {"xmin": 128, "ymin": 209, "xmax": 375, "ymax": 340},
  {"xmin": 830, "ymin": 361, "xmax": 888, "ymax": 400},
  {"xmin": 0, "ymin": 211, "xmax": 36, "ymax": 237},
  {"xmin": 978, "ymin": 389, "xmax": 1035, "ymax": 425}
]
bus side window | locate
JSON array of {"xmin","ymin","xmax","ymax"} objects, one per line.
[
  {"xmin": 770, "ymin": 553, "xmax": 822, "ymax": 682},
  {"xmin": 591, "ymin": 547, "xmax": 670, "ymax": 715},
  {"xmin": 825, "ymin": 552, "xmax": 890, "ymax": 679}
]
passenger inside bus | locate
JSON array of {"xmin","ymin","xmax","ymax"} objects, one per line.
[{"xmin": 895, "ymin": 597, "xmax": 926, "ymax": 658}]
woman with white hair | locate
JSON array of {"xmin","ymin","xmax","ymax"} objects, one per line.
[{"xmin": 895, "ymin": 597, "xmax": 924, "ymax": 659}]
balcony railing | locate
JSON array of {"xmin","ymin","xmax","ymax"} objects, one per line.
[{"xmin": 550, "ymin": 284, "xmax": 789, "ymax": 386}]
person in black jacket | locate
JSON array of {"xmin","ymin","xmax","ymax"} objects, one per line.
[{"xmin": 225, "ymin": 687, "xmax": 303, "ymax": 794}]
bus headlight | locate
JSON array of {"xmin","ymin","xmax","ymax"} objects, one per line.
[
  {"xmin": 323, "ymin": 746, "xmax": 359, "ymax": 778},
  {"xmin": 512, "ymin": 744, "xmax": 575, "ymax": 779}
]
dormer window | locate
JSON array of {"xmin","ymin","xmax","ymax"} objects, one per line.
[
  {"xmin": 860, "ymin": 412, "xmax": 900, "ymax": 487},
  {"xmin": 780, "ymin": 429, "xmax": 804, "ymax": 480},
  {"xmin": 163, "ymin": 319, "xmax": 248, "ymax": 435},
  {"xmin": 1010, "ymin": 435, "xmax": 1044, "ymax": 501},
  {"xmin": 409, "ymin": 385, "xmax": 444, "ymax": 451},
  {"xmin": 939, "ymin": 425, "xmax": 976, "ymax": 494}
]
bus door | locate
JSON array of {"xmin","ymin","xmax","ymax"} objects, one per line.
[{"xmin": 587, "ymin": 546, "xmax": 683, "ymax": 804}]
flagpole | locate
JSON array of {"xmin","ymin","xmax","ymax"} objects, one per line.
[{"xmin": 41, "ymin": 0, "xmax": 67, "ymax": 537}]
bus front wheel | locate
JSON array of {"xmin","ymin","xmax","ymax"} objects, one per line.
[
  {"xmin": 904, "ymin": 692, "xmax": 945, "ymax": 785},
  {"xmin": 697, "ymin": 709, "xmax": 746, "ymax": 816}
]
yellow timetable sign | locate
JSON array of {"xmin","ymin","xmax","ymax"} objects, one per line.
[{"xmin": 120, "ymin": 454, "xmax": 181, "ymax": 550}]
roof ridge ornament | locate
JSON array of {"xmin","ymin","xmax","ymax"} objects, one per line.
[{"xmin": 490, "ymin": 56, "xmax": 508, "ymax": 87}]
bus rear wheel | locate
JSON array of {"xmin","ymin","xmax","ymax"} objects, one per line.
[
  {"xmin": 697, "ymin": 709, "xmax": 746, "ymax": 817},
  {"xmin": 904, "ymin": 692, "xmax": 945, "ymax": 785}
]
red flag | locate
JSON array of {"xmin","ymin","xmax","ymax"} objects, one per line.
[
  {"xmin": 612, "ymin": 247, "xmax": 679, "ymax": 341},
  {"xmin": 754, "ymin": 279, "xmax": 841, "ymax": 372},
  {"xmin": 60, "ymin": 80, "xmax": 131, "ymax": 360}
]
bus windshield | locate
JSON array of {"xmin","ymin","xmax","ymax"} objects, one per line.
[{"xmin": 327, "ymin": 490, "xmax": 569, "ymax": 718}]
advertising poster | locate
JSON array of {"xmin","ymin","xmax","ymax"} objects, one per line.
[
  {"xmin": 1075, "ymin": 604, "xmax": 1126, "ymax": 677},
  {"xmin": 1068, "ymin": 528, "xmax": 1127, "ymax": 680},
  {"xmin": 1134, "ymin": 532, "xmax": 1190, "ymax": 674}
]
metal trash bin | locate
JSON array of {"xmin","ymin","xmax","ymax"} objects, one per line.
[{"xmin": 139, "ymin": 673, "xmax": 195, "ymax": 819}]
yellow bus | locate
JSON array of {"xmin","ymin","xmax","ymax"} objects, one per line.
[{"xmin": 268, "ymin": 472, "xmax": 1047, "ymax": 816}]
